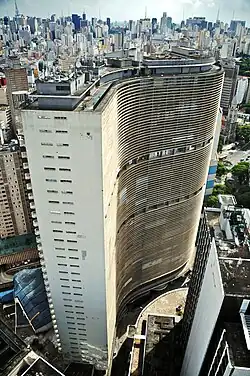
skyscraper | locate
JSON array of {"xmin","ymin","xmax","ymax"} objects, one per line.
[
  {"xmin": 181, "ymin": 197, "xmax": 250, "ymax": 376},
  {"xmin": 5, "ymin": 57, "xmax": 28, "ymax": 134},
  {"xmin": 21, "ymin": 54, "xmax": 223, "ymax": 368}
]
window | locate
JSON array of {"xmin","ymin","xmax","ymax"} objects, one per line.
[
  {"xmin": 72, "ymin": 279, "xmax": 81, "ymax": 282},
  {"xmin": 64, "ymin": 211, "xmax": 75, "ymax": 215},
  {"xmin": 71, "ymin": 272, "xmax": 80, "ymax": 275},
  {"xmin": 59, "ymin": 168, "xmax": 71, "ymax": 171},
  {"xmin": 50, "ymin": 210, "xmax": 61, "ymax": 215},
  {"xmin": 57, "ymin": 143, "xmax": 69, "ymax": 147},
  {"xmin": 58, "ymin": 156, "xmax": 70, "ymax": 160},
  {"xmin": 70, "ymin": 265, "xmax": 79, "ymax": 268},
  {"xmin": 57, "ymin": 255, "xmax": 66, "ymax": 259},
  {"xmin": 44, "ymin": 167, "xmax": 56, "ymax": 171},
  {"xmin": 55, "ymin": 86, "xmax": 68, "ymax": 92},
  {"xmin": 74, "ymin": 293, "xmax": 83, "ymax": 296},
  {"xmin": 61, "ymin": 180, "xmax": 72, "ymax": 183},
  {"xmin": 61, "ymin": 284, "xmax": 70, "ymax": 288},
  {"xmin": 65, "ymin": 221, "xmax": 75, "ymax": 225},
  {"xmin": 43, "ymin": 155, "xmax": 54, "ymax": 159},
  {"xmin": 55, "ymin": 247, "xmax": 65, "ymax": 251},
  {"xmin": 59, "ymin": 271, "xmax": 68, "ymax": 274},
  {"xmin": 66, "ymin": 231, "xmax": 76, "ymax": 234},
  {"xmin": 63, "ymin": 202, "xmax": 74, "ymax": 205},
  {"xmin": 53, "ymin": 229, "xmax": 63, "ymax": 233},
  {"xmin": 39, "ymin": 129, "xmax": 52, "ymax": 133},
  {"xmin": 69, "ymin": 256, "xmax": 79, "ymax": 260},
  {"xmin": 51, "ymin": 221, "xmax": 62, "ymax": 224},
  {"xmin": 49, "ymin": 200, "xmax": 60, "ymax": 204},
  {"xmin": 46, "ymin": 178, "xmax": 57, "ymax": 182},
  {"xmin": 56, "ymin": 130, "xmax": 68, "ymax": 134},
  {"xmin": 60, "ymin": 278, "xmax": 69, "ymax": 281},
  {"xmin": 62, "ymin": 292, "xmax": 71, "ymax": 295},
  {"xmin": 54, "ymin": 238, "xmax": 64, "ymax": 242},
  {"xmin": 62, "ymin": 191, "xmax": 73, "ymax": 195},
  {"xmin": 47, "ymin": 190, "xmax": 58, "ymax": 193},
  {"xmin": 68, "ymin": 248, "xmax": 78, "ymax": 252},
  {"xmin": 41, "ymin": 142, "xmax": 53, "ymax": 146},
  {"xmin": 73, "ymin": 286, "xmax": 82, "ymax": 290},
  {"xmin": 38, "ymin": 115, "xmax": 51, "ymax": 119},
  {"xmin": 67, "ymin": 240, "xmax": 77, "ymax": 243}
]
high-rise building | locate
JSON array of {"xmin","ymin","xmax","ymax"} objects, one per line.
[
  {"xmin": 21, "ymin": 55, "xmax": 223, "ymax": 368},
  {"xmin": 0, "ymin": 139, "xmax": 32, "ymax": 238},
  {"xmin": 151, "ymin": 18, "xmax": 157, "ymax": 34},
  {"xmin": 4, "ymin": 58, "xmax": 28, "ymax": 134},
  {"xmin": 181, "ymin": 196, "xmax": 250, "ymax": 376}
]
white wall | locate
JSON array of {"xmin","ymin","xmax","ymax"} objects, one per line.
[
  {"xmin": 233, "ymin": 368, "xmax": 250, "ymax": 376},
  {"xmin": 22, "ymin": 109, "xmax": 108, "ymax": 368},
  {"xmin": 181, "ymin": 239, "xmax": 224, "ymax": 376}
]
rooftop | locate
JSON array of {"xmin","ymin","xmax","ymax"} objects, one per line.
[
  {"xmin": 22, "ymin": 357, "xmax": 64, "ymax": 376},
  {"xmin": 21, "ymin": 55, "xmax": 219, "ymax": 113},
  {"xmin": 206, "ymin": 201, "xmax": 250, "ymax": 296}
]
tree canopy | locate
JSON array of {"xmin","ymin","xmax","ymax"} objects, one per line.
[{"xmin": 231, "ymin": 162, "xmax": 249, "ymax": 185}]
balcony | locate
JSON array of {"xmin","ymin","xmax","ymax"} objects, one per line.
[
  {"xmin": 28, "ymin": 193, "xmax": 34, "ymax": 200},
  {"xmin": 19, "ymin": 138, "xmax": 25, "ymax": 147},
  {"xmin": 36, "ymin": 235, "xmax": 41, "ymax": 243},
  {"xmin": 21, "ymin": 151, "xmax": 27, "ymax": 159},
  {"xmin": 26, "ymin": 183, "xmax": 32, "ymax": 190},
  {"xmin": 35, "ymin": 228, "xmax": 40, "ymax": 236},
  {"xmin": 30, "ymin": 201, "xmax": 35, "ymax": 210},
  {"xmin": 23, "ymin": 162, "xmax": 29, "ymax": 169},
  {"xmin": 37, "ymin": 244, "xmax": 42, "ymax": 251},
  {"xmin": 31, "ymin": 211, "xmax": 37, "ymax": 219},
  {"xmin": 24, "ymin": 173, "xmax": 31, "ymax": 180}
]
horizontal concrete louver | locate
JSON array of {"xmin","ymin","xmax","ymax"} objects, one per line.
[{"xmin": 115, "ymin": 69, "xmax": 224, "ymax": 316}]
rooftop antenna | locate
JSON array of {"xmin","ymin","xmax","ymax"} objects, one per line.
[
  {"xmin": 182, "ymin": 6, "xmax": 185, "ymax": 21},
  {"xmin": 145, "ymin": 6, "xmax": 147, "ymax": 19},
  {"xmin": 232, "ymin": 10, "xmax": 235, "ymax": 20},
  {"xmin": 14, "ymin": 0, "xmax": 20, "ymax": 17}
]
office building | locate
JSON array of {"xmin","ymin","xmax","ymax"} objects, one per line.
[
  {"xmin": 0, "ymin": 139, "xmax": 32, "ymax": 238},
  {"xmin": 181, "ymin": 195, "xmax": 250, "ymax": 376},
  {"xmin": 20, "ymin": 54, "xmax": 223, "ymax": 367},
  {"xmin": 5, "ymin": 58, "xmax": 28, "ymax": 134}
]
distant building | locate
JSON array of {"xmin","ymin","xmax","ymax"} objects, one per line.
[
  {"xmin": 4, "ymin": 58, "xmax": 28, "ymax": 134},
  {"xmin": 0, "ymin": 139, "xmax": 32, "ymax": 238},
  {"xmin": 181, "ymin": 196, "xmax": 250, "ymax": 376}
]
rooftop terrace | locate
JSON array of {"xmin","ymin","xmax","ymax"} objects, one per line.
[{"xmin": 206, "ymin": 206, "xmax": 250, "ymax": 297}]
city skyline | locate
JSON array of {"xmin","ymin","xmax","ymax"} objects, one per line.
[{"xmin": 0, "ymin": 0, "xmax": 249, "ymax": 25}]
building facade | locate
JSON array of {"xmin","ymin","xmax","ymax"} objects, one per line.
[
  {"xmin": 21, "ymin": 56, "xmax": 223, "ymax": 367},
  {"xmin": 181, "ymin": 197, "xmax": 250, "ymax": 376},
  {"xmin": 0, "ymin": 140, "xmax": 32, "ymax": 238}
]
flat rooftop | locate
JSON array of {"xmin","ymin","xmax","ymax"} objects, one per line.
[
  {"xmin": 0, "ymin": 318, "xmax": 28, "ymax": 376},
  {"xmin": 206, "ymin": 209, "xmax": 250, "ymax": 296},
  {"xmin": 22, "ymin": 357, "xmax": 64, "ymax": 376},
  {"xmin": 225, "ymin": 321, "xmax": 250, "ymax": 368}
]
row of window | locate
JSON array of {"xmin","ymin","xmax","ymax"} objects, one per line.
[
  {"xmin": 54, "ymin": 238, "xmax": 77, "ymax": 243},
  {"xmin": 48, "ymin": 190, "xmax": 73, "ymax": 195},
  {"xmin": 41, "ymin": 141, "xmax": 69, "ymax": 147},
  {"xmin": 49, "ymin": 200, "xmax": 74, "ymax": 205},
  {"xmin": 44, "ymin": 167, "xmax": 71, "ymax": 171},
  {"xmin": 46, "ymin": 179, "xmax": 72, "ymax": 183},
  {"xmin": 50, "ymin": 210, "xmax": 75, "ymax": 215},
  {"xmin": 51, "ymin": 220, "xmax": 75, "ymax": 225}
]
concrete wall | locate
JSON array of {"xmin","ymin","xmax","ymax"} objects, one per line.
[
  {"xmin": 181, "ymin": 239, "xmax": 224, "ymax": 376},
  {"xmin": 22, "ymin": 109, "xmax": 109, "ymax": 368}
]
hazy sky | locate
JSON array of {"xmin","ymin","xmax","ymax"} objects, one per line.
[{"xmin": 0, "ymin": 0, "xmax": 249, "ymax": 24}]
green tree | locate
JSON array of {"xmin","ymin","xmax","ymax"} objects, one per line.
[
  {"xmin": 236, "ymin": 191, "xmax": 250, "ymax": 209},
  {"xmin": 237, "ymin": 124, "xmax": 250, "ymax": 144},
  {"xmin": 216, "ymin": 162, "xmax": 227, "ymax": 177},
  {"xmin": 213, "ymin": 184, "xmax": 228, "ymax": 195},
  {"xmin": 207, "ymin": 195, "xmax": 218, "ymax": 207},
  {"xmin": 231, "ymin": 162, "xmax": 249, "ymax": 185}
]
